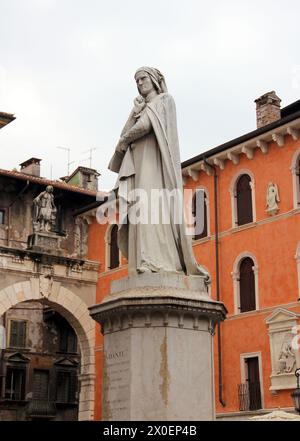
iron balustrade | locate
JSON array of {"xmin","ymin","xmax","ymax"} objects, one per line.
[
  {"xmin": 238, "ymin": 382, "xmax": 262, "ymax": 411},
  {"xmin": 26, "ymin": 399, "xmax": 57, "ymax": 418}
]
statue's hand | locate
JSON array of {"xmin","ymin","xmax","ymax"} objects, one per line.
[{"xmin": 133, "ymin": 96, "xmax": 146, "ymax": 116}]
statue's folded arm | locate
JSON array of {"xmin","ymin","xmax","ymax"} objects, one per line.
[{"xmin": 121, "ymin": 111, "xmax": 152, "ymax": 144}]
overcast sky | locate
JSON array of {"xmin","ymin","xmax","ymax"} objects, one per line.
[{"xmin": 1, "ymin": 0, "xmax": 300, "ymax": 190}]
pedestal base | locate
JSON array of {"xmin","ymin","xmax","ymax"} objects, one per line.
[
  {"xmin": 90, "ymin": 273, "xmax": 227, "ymax": 421},
  {"xmin": 27, "ymin": 232, "xmax": 60, "ymax": 254}
]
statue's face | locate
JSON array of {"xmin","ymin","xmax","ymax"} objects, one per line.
[{"xmin": 135, "ymin": 71, "xmax": 155, "ymax": 97}]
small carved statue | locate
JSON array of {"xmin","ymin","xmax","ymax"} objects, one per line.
[
  {"xmin": 277, "ymin": 339, "xmax": 296, "ymax": 374},
  {"xmin": 33, "ymin": 185, "xmax": 57, "ymax": 232},
  {"xmin": 266, "ymin": 182, "xmax": 280, "ymax": 216}
]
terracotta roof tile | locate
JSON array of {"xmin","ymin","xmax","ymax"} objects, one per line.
[{"xmin": 0, "ymin": 168, "xmax": 107, "ymax": 198}]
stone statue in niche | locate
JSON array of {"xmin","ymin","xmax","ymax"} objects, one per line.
[
  {"xmin": 277, "ymin": 335, "xmax": 296, "ymax": 374},
  {"xmin": 33, "ymin": 185, "xmax": 57, "ymax": 232},
  {"xmin": 266, "ymin": 182, "xmax": 280, "ymax": 216},
  {"xmin": 108, "ymin": 66, "xmax": 209, "ymax": 280}
]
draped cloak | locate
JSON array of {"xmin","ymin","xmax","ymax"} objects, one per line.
[{"xmin": 108, "ymin": 93, "xmax": 209, "ymax": 280}]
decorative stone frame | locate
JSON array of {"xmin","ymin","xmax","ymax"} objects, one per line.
[
  {"xmin": 291, "ymin": 147, "xmax": 300, "ymax": 209},
  {"xmin": 266, "ymin": 308, "xmax": 300, "ymax": 392},
  {"xmin": 296, "ymin": 243, "xmax": 300, "ymax": 300},
  {"xmin": 105, "ymin": 224, "xmax": 121, "ymax": 272},
  {"xmin": 229, "ymin": 170, "xmax": 256, "ymax": 229},
  {"xmin": 7, "ymin": 317, "xmax": 29, "ymax": 350},
  {"xmin": 192, "ymin": 187, "xmax": 211, "ymax": 240},
  {"xmin": 240, "ymin": 351, "xmax": 265, "ymax": 409},
  {"xmin": 232, "ymin": 252, "xmax": 259, "ymax": 315}
]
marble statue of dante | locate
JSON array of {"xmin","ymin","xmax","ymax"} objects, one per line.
[
  {"xmin": 108, "ymin": 67, "xmax": 209, "ymax": 280},
  {"xmin": 33, "ymin": 185, "xmax": 57, "ymax": 232}
]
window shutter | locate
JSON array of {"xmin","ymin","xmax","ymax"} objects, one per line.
[
  {"xmin": 10, "ymin": 321, "xmax": 26, "ymax": 348},
  {"xmin": 10, "ymin": 321, "xmax": 18, "ymax": 347},
  {"xmin": 109, "ymin": 224, "xmax": 120, "ymax": 269},
  {"xmin": 18, "ymin": 321, "xmax": 26, "ymax": 347},
  {"xmin": 56, "ymin": 371, "xmax": 69, "ymax": 402},
  {"xmin": 193, "ymin": 190, "xmax": 207, "ymax": 240},
  {"xmin": 56, "ymin": 370, "xmax": 77, "ymax": 403},
  {"xmin": 239, "ymin": 257, "xmax": 256, "ymax": 313},
  {"xmin": 5, "ymin": 367, "xmax": 26, "ymax": 401},
  {"xmin": 59, "ymin": 328, "xmax": 68, "ymax": 352},
  {"xmin": 298, "ymin": 158, "xmax": 300, "ymax": 192},
  {"xmin": 68, "ymin": 330, "xmax": 77, "ymax": 354},
  {"xmin": 33, "ymin": 370, "xmax": 49, "ymax": 400},
  {"xmin": 69, "ymin": 371, "xmax": 77, "ymax": 403},
  {"xmin": 236, "ymin": 175, "xmax": 253, "ymax": 226}
]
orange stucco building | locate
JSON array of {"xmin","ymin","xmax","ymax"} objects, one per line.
[{"xmin": 88, "ymin": 91, "xmax": 300, "ymax": 420}]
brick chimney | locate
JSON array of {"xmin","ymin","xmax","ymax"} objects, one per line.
[
  {"xmin": 20, "ymin": 158, "xmax": 41, "ymax": 176},
  {"xmin": 255, "ymin": 91, "xmax": 282, "ymax": 128}
]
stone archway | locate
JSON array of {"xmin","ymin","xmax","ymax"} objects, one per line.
[{"xmin": 0, "ymin": 278, "xmax": 95, "ymax": 421}]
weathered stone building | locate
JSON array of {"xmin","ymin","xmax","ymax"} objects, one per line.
[
  {"xmin": 0, "ymin": 118, "xmax": 101, "ymax": 420},
  {"xmin": 1, "ymin": 302, "xmax": 80, "ymax": 420}
]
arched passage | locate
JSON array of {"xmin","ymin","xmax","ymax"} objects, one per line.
[{"xmin": 0, "ymin": 278, "xmax": 95, "ymax": 421}]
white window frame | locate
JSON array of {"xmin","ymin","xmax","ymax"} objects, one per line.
[
  {"xmin": 229, "ymin": 170, "xmax": 256, "ymax": 228},
  {"xmin": 295, "ymin": 243, "xmax": 300, "ymax": 300},
  {"xmin": 105, "ymin": 224, "xmax": 121, "ymax": 272},
  {"xmin": 232, "ymin": 252, "xmax": 259, "ymax": 315},
  {"xmin": 192, "ymin": 187, "xmax": 210, "ymax": 240},
  {"xmin": 291, "ymin": 147, "xmax": 300, "ymax": 209},
  {"xmin": 8, "ymin": 318, "xmax": 28, "ymax": 349},
  {"xmin": 240, "ymin": 352, "xmax": 265, "ymax": 410}
]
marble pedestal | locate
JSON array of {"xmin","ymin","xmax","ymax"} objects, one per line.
[{"xmin": 90, "ymin": 273, "xmax": 227, "ymax": 421}]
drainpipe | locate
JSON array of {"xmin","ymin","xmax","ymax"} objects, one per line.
[
  {"xmin": 0, "ymin": 312, "xmax": 6, "ymax": 399},
  {"xmin": 6, "ymin": 180, "xmax": 30, "ymax": 246},
  {"xmin": 204, "ymin": 158, "xmax": 226, "ymax": 408}
]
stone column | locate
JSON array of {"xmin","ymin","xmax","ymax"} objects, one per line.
[
  {"xmin": 78, "ymin": 373, "xmax": 96, "ymax": 421},
  {"xmin": 90, "ymin": 273, "xmax": 227, "ymax": 421}
]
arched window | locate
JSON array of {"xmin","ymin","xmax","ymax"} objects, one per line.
[
  {"xmin": 291, "ymin": 150, "xmax": 300, "ymax": 209},
  {"xmin": 192, "ymin": 189, "xmax": 208, "ymax": 240},
  {"xmin": 108, "ymin": 224, "xmax": 120, "ymax": 270},
  {"xmin": 232, "ymin": 253, "xmax": 259, "ymax": 315},
  {"xmin": 239, "ymin": 257, "xmax": 256, "ymax": 313},
  {"xmin": 236, "ymin": 174, "xmax": 253, "ymax": 226},
  {"xmin": 298, "ymin": 156, "xmax": 300, "ymax": 197},
  {"xmin": 296, "ymin": 243, "xmax": 300, "ymax": 299}
]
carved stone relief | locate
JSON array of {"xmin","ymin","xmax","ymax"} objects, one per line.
[
  {"xmin": 266, "ymin": 308, "xmax": 300, "ymax": 391},
  {"xmin": 276, "ymin": 333, "xmax": 296, "ymax": 374}
]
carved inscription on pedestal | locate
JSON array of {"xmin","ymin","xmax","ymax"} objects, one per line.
[{"xmin": 103, "ymin": 337, "xmax": 130, "ymax": 421}]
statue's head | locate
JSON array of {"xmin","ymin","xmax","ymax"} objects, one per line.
[
  {"xmin": 46, "ymin": 185, "xmax": 53, "ymax": 193},
  {"xmin": 134, "ymin": 67, "xmax": 167, "ymax": 97}
]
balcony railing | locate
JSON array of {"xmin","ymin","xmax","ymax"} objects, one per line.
[
  {"xmin": 238, "ymin": 382, "xmax": 262, "ymax": 411},
  {"xmin": 26, "ymin": 399, "xmax": 57, "ymax": 418}
]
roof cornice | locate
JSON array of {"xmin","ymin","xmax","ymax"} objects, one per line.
[{"xmin": 182, "ymin": 113, "xmax": 300, "ymax": 181}]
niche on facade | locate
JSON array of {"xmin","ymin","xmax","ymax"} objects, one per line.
[
  {"xmin": 266, "ymin": 182, "xmax": 280, "ymax": 216},
  {"xmin": 266, "ymin": 308, "xmax": 300, "ymax": 392}
]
